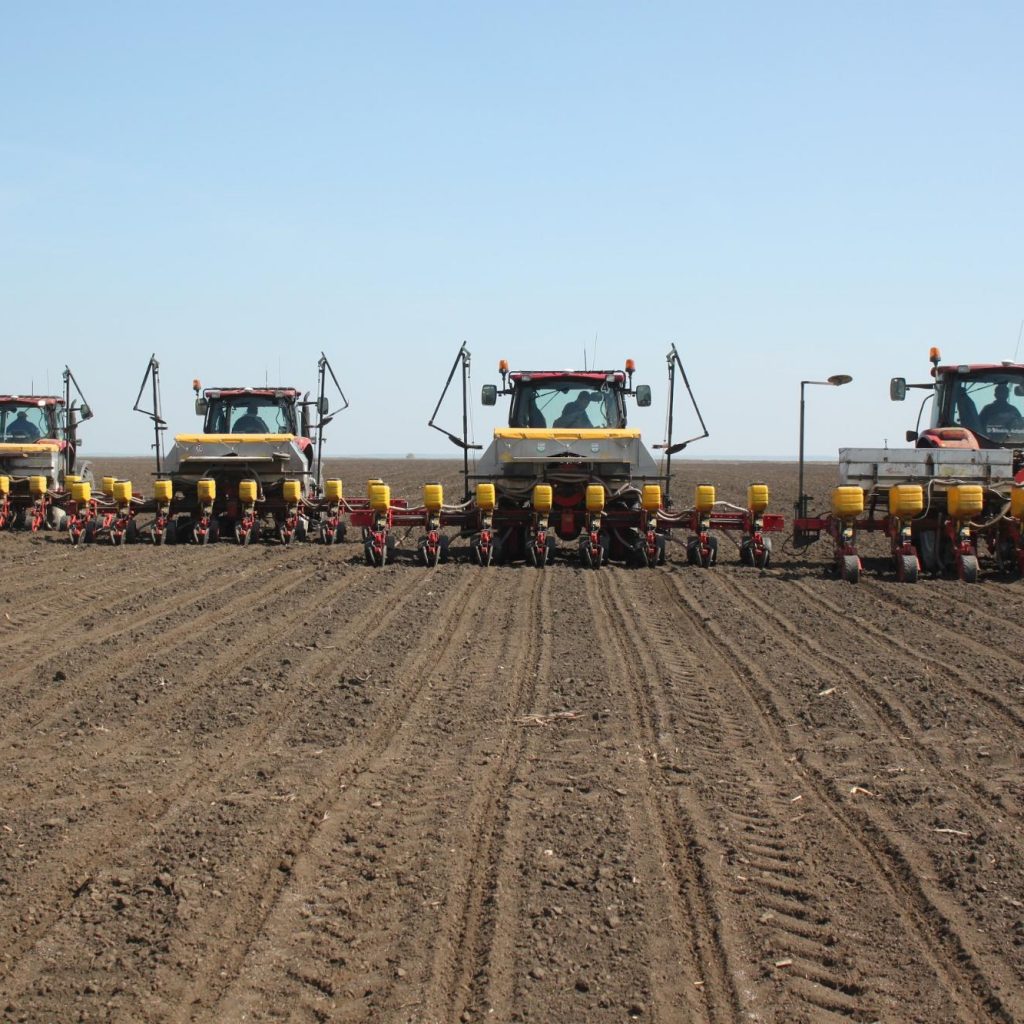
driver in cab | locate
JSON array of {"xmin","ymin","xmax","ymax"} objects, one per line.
[
  {"xmin": 553, "ymin": 394, "xmax": 594, "ymax": 429},
  {"xmin": 980, "ymin": 382, "xmax": 1024, "ymax": 434}
]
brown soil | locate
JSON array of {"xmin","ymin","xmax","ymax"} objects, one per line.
[{"xmin": 0, "ymin": 458, "xmax": 1021, "ymax": 1023}]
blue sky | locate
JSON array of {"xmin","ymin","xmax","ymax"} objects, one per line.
[{"xmin": 2, "ymin": 2, "xmax": 1022, "ymax": 461}]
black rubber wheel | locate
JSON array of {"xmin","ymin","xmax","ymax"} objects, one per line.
[
  {"xmin": 686, "ymin": 537, "xmax": 700, "ymax": 566},
  {"xmin": 959, "ymin": 553, "xmax": 979, "ymax": 583},
  {"xmin": 294, "ymin": 520, "xmax": 307, "ymax": 543},
  {"xmin": 898, "ymin": 553, "xmax": 918, "ymax": 583},
  {"xmin": 84, "ymin": 521, "xmax": 97, "ymax": 544},
  {"xmin": 207, "ymin": 518, "xmax": 221, "ymax": 544},
  {"xmin": 126, "ymin": 519, "xmax": 140, "ymax": 544},
  {"xmin": 740, "ymin": 539, "xmax": 755, "ymax": 567},
  {"xmin": 164, "ymin": 520, "xmax": 178, "ymax": 545},
  {"xmin": 841, "ymin": 554, "xmax": 860, "ymax": 583}
]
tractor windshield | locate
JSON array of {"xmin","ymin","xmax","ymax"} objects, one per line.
[
  {"xmin": 206, "ymin": 395, "xmax": 297, "ymax": 435},
  {"xmin": 510, "ymin": 382, "xmax": 626, "ymax": 429},
  {"xmin": 0, "ymin": 403, "xmax": 53, "ymax": 442},
  {"xmin": 936, "ymin": 370, "xmax": 1024, "ymax": 444}
]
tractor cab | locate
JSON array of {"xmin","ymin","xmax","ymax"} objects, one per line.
[
  {"xmin": 929, "ymin": 365, "xmax": 1024, "ymax": 446},
  {"xmin": 0, "ymin": 397, "xmax": 62, "ymax": 443},
  {"xmin": 196, "ymin": 387, "xmax": 303, "ymax": 437},
  {"xmin": 505, "ymin": 372, "xmax": 632, "ymax": 430},
  {"xmin": 892, "ymin": 349, "xmax": 1024, "ymax": 455}
]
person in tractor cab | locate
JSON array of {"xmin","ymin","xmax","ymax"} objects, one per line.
[
  {"xmin": 979, "ymin": 382, "xmax": 1024, "ymax": 435},
  {"xmin": 554, "ymin": 394, "xmax": 594, "ymax": 428},
  {"xmin": 233, "ymin": 403, "xmax": 269, "ymax": 433},
  {"xmin": 7, "ymin": 410, "xmax": 40, "ymax": 440}
]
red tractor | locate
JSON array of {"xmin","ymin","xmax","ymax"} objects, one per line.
[
  {"xmin": 349, "ymin": 344, "xmax": 783, "ymax": 568},
  {"xmin": 0, "ymin": 368, "xmax": 93, "ymax": 532},
  {"xmin": 795, "ymin": 347, "xmax": 1023, "ymax": 582}
]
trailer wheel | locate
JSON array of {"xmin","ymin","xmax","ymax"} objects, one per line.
[
  {"xmin": 841, "ymin": 554, "xmax": 860, "ymax": 584},
  {"xmin": 959, "ymin": 554, "xmax": 979, "ymax": 583},
  {"xmin": 898, "ymin": 553, "xmax": 918, "ymax": 583}
]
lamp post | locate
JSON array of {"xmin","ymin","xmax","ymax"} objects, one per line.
[{"xmin": 796, "ymin": 374, "xmax": 853, "ymax": 528}]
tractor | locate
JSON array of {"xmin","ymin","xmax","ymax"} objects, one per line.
[
  {"xmin": 794, "ymin": 346, "xmax": 1023, "ymax": 582},
  {"xmin": 0, "ymin": 368, "xmax": 93, "ymax": 533},
  {"xmin": 65, "ymin": 354, "xmax": 349, "ymax": 546},
  {"xmin": 350, "ymin": 344, "xmax": 782, "ymax": 567}
]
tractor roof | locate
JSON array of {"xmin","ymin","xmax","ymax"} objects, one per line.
[
  {"xmin": 509, "ymin": 371, "xmax": 626, "ymax": 384},
  {"xmin": 936, "ymin": 363, "xmax": 1024, "ymax": 375},
  {"xmin": 0, "ymin": 395, "xmax": 64, "ymax": 406},
  {"xmin": 203, "ymin": 387, "xmax": 301, "ymax": 398}
]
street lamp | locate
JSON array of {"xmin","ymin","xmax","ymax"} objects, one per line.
[{"xmin": 796, "ymin": 374, "xmax": 853, "ymax": 531}]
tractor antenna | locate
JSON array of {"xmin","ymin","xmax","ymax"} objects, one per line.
[
  {"xmin": 592, "ymin": 331, "xmax": 598, "ymax": 370},
  {"xmin": 1014, "ymin": 319, "xmax": 1024, "ymax": 362}
]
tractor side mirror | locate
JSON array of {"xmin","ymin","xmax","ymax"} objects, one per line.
[
  {"xmin": 79, "ymin": 403, "xmax": 93, "ymax": 421},
  {"xmin": 635, "ymin": 384, "xmax": 652, "ymax": 407},
  {"xmin": 906, "ymin": 429, "xmax": 918, "ymax": 442},
  {"xmin": 481, "ymin": 384, "xmax": 497, "ymax": 406},
  {"xmin": 890, "ymin": 377, "xmax": 907, "ymax": 401},
  {"xmin": 317, "ymin": 396, "xmax": 329, "ymax": 416},
  {"xmin": 195, "ymin": 398, "xmax": 208, "ymax": 415}
]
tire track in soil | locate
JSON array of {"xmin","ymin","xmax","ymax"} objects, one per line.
[
  {"xmin": 0, "ymin": 563, "xmax": 413, "ymax": 997},
  {"xmin": 665, "ymin": 570, "xmax": 1016, "ymax": 1023},
  {"xmin": 709, "ymin": 570, "xmax": 1018, "ymax": 819},
  {"xmin": 586, "ymin": 570, "xmax": 743, "ymax": 1023},
  {"xmin": 421, "ymin": 570, "xmax": 549, "ymax": 1024},
  {"xmin": 789, "ymin": 577, "xmax": 1024, "ymax": 733},
  {"xmin": 200, "ymin": 570, "xmax": 548, "ymax": 1024},
  {"xmin": 166, "ymin": 568, "xmax": 503, "ymax": 1023}
]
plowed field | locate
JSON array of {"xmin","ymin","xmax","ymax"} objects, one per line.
[{"xmin": 1, "ymin": 459, "xmax": 1021, "ymax": 1023}]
